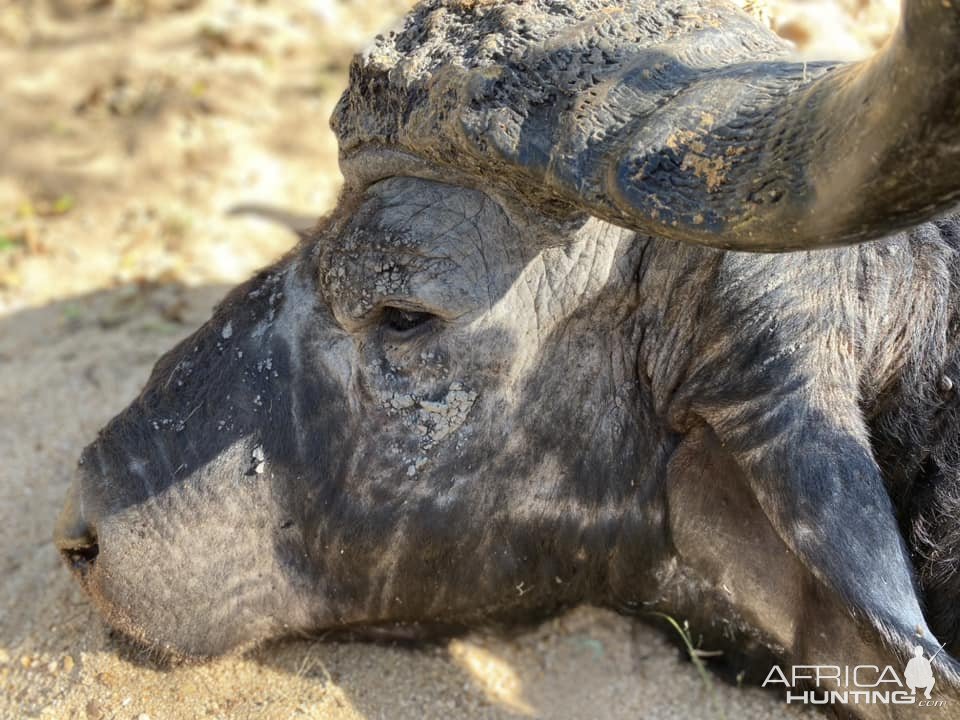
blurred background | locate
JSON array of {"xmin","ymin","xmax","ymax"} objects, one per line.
[
  {"xmin": 0, "ymin": 0, "xmax": 899, "ymax": 314},
  {"xmin": 0, "ymin": 2, "xmax": 904, "ymax": 719}
]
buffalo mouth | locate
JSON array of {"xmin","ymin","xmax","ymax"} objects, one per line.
[
  {"xmin": 54, "ymin": 478, "xmax": 100, "ymax": 575},
  {"xmin": 52, "ymin": 483, "xmax": 177, "ymax": 660}
]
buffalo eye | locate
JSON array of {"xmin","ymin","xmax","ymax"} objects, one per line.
[{"xmin": 381, "ymin": 306, "xmax": 435, "ymax": 337}]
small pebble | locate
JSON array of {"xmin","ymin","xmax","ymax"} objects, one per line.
[
  {"xmin": 0, "ymin": 648, "xmax": 9, "ymax": 664},
  {"xmin": 62, "ymin": 655, "xmax": 75, "ymax": 673},
  {"xmin": 85, "ymin": 699, "xmax": 104, "ymax": 720},
  {"xmin": 96, "ymin": 670, "xmax": 117, "ymax": 687}
]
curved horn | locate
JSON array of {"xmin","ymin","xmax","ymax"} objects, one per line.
[
  {"xmin": 613, "ymin": 0, "xmax": 960, "ymax": 251},
  {"xmin": 333, "ymin": 0, "xmax": 960, "ymax": 251}
]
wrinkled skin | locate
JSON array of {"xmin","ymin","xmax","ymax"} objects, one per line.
[{"xmin": 62, "ymin": 167, "xmax": 960, "ymax": 713}]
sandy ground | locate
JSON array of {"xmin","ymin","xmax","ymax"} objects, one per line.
[{"xmin": 0, "ymin": 1, "xmax": 898, "ymax": 718}]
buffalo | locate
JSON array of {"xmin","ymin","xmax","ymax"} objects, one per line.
[{"xmin": 55, "ymin": 0, "xmax": 960, "ymax": 716}]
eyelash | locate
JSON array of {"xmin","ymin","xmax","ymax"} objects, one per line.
[{"xmin": 381, "ymin": 306, "xmax": 434, "ymax": 336}]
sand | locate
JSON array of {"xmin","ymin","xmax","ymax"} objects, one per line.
[{"xmin": 0, "ymin": 0, "xmax": 895, "ymax": 717}]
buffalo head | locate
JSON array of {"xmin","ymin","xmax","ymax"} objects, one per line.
[{"xmin": 56, "ymin": 0, "xmax": 960, "ymax": 714}]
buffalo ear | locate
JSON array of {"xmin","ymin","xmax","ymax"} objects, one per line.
[
  {"xmin": 226, "ymin": 203, "xmax": 318, "ymax": 237},
  {"xmin": 666, "ymin": 424, "xmax": 805, "ymax": 661},
  {"xmin": 666, "ymin": 423, "xmax": 960, "ymax": 693}
]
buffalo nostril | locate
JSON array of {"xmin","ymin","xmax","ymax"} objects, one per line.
[
  {"xmin": 63, "ymin": 539, "xmax": 99, "ymax": 568},
  {"xmin": 54, "ymin": 480, "xmax": 99, "ymax": 568}
]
